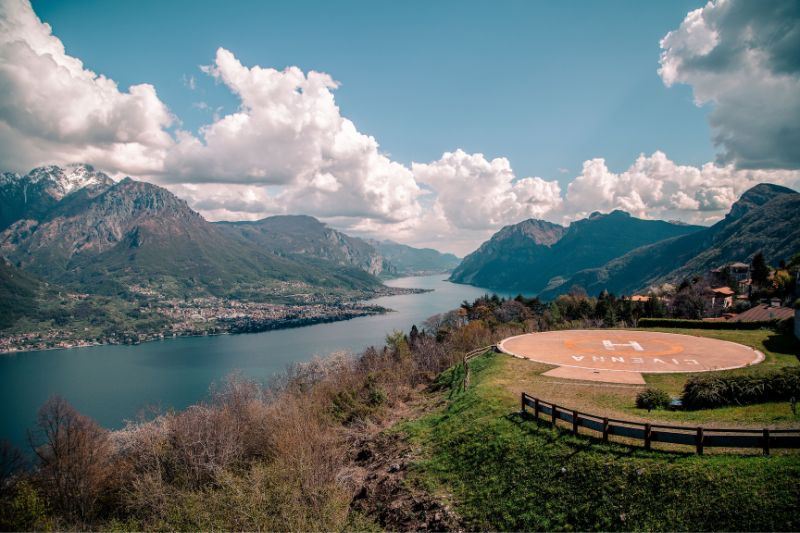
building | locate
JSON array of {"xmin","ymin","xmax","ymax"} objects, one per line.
[
  {"xmin": 728, "ymin": 262, "xmax": 750, "ymax": 282},
  {"xmin": 705, "ymin": 286, "xmax": 735, "ymax": 313}
]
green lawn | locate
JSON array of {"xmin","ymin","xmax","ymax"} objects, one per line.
[{"xmin": 397, "ymin": 350, "xmax": 800, "ymax": 531}]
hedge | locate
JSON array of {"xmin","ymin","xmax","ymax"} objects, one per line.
[
  {"xmin": 682, "ymin": 366, "xmax": 800, "ymax": 410},
  {"xmin": 638, "ymin": 317, "xmax": 784, "ymax": 330}
]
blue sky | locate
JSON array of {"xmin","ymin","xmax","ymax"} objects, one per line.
[
  {"xmin": 32, "ymin": 0, "xmax": 710, "ymax": 183},
  {"xmin": 5, "ymin": 0, "xmax": 799, "ymax": 253}
]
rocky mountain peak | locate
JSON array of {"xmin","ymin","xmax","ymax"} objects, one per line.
[
  {"xmin": 726, "ymin": 183, "xmax": 797, "ymax": 221},
  {"xmin": 19, "ymin": 164, "xmax": 115, "ymax": 200},
  {"xmin": 493, "ymin": 219, "xmax": 566, "ymax": 247}
]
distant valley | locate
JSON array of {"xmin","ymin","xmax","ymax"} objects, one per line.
[{"xmin": 0, "ymin": 165, "xmax": 458, "ymax": 352}]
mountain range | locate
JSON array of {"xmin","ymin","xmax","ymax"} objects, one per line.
[
  {"xmin": 538, "ymin": 183, "xmax": 800, "ymax": 298},
  {"xmin": 2, "ymin": 165, "xmax": 797, "ymax": 311},
  {"xmin": 452, "ymin": 183, "xmax": 800, "ymax": 298},
  {"xmin": 450, "ymin": 211, "xmax": 702, "ymax": 294},
  {"xmin": 0, "ymin": 165, "xmax": 458, "ymax": 303}
]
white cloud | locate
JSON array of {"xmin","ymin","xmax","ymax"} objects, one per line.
[
  {"xmin": 163, "ymin": 48, "xmax": 422, "ymax": 224},
  {"xmin": 412, "ymin": 149, "xmax": 563, "ymax": 230},
  {"xmin": 660, "ymin": 0, "xmax": 800, "ymax": 169},
  {"xmin": 1, "ymin": 0, "xmax": 798, "ymax": 257},
  {"xmin": 564, "ymin": 151, "xmax": 800, "ymax": 224},
  {"xmin": 0, "ymin": 0, "xmax": 173, "ymax": 175}
]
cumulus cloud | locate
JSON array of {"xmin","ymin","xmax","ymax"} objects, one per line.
[
  {"xmin": 2, "ymin": 0, "xmax": 798, "ymax": 257},
  {"xmin": 412, "ymin": 150, "xmax": 563, "ymax": 230},
  {"xmin": 162, "ymin": 48, "xmax": 422, "ymax": 224},
  {"xmin": 564, "ymin": 151, "xmax": 800, "ymax": 224},
  {"xmin": 0, "ymin": 0, "xmax": 173, "ymax": 175},
  {"xmin": 659, "ymin": 0, "xmax": 800, "ymax": 169}
]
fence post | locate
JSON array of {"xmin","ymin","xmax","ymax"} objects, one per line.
[
  {"xmin": 521, "ymin": 393, "xmax": 526, "ymax": 415},
  {"xmin": 696, "ymin": 427, "xmax": 704, "ymax": 455},
  {"xmin": 602, "ymin": 418, "xmax": 609, "ymax": 442},
  {"xmin": 572, "ymin": 410, "xmax": 579, "ymax": 435},
  {"xmin": 534, "ymin": 398, "xmax": 539, "ymax": 421},
  {"xmin": 763, "ymin": 428, "xmax": 770, "ymax": 456},
  {"xmin": 644, "ymin": 423, "xmax": 651, "ymax": 451},
  {"xmin": 551, "ymin": 403, "xmax": 557, "ymax": 426}
]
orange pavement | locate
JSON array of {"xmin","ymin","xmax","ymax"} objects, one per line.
[{"xmin": 497, "ymin": 330, "xmax": 763, "ymax": 382}]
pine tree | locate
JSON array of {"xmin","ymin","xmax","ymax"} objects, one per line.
[{"xmin": 751, "ymin": 252, "xmax": 769, "ymax": 287}]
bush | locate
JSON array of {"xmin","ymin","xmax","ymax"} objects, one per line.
[
  {"xmin": 635, "ymin": 388, "xmax": 671, "ymax": 411},
  {"xmin": 682, "ymin": 367, "xmax": 800, "ymax": 410},
  {"xmin": 638, "ymin": 317, "xmax": 783, "ymax": 330}
]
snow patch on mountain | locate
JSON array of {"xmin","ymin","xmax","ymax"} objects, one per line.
[{"xmin": 12, "ymin": 164, "xmax": 115, "ymax": 200}]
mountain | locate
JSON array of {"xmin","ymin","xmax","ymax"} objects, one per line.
[
  {"xmin": 0, "ymin": 170, "xmax": 382, "ymax": 298},
  {"xmin": 216, "ymin": 215, "xmax": 396, "ymax": 277},
  {"xmin": 450, "ymin": 211, "xmax": 701, "ymax": 294},
  {"xmin": 0, "ymin": 258, "xmax": 43, "ymax": 328},
  {"xmin": 367, "ymin": 239, "xmax": 461, "ymax": 275},
  {"xmin": 540, "ymin": 183, "xmax": 800, "ymax": 298},
  {"xmin": 0, "ymin": 164, "xmax": 114, "ymax": 231}
]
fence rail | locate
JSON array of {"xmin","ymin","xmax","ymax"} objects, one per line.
[{"xmin": 521, "ymin": 392, "xmax": 800, "ymax": 455}]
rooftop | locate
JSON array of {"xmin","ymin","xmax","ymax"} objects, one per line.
[{"xmin": 730, "ymin": 304, "xmax": 794, "ymax": 322}]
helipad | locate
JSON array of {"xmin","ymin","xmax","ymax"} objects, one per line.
[{"xmin": 497, "ymin": 330, "xmax": 764, "ymax": 384}]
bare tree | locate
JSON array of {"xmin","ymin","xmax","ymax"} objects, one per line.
[{"xmin": 28, "ymin": 395, "xmax": 113, "ymax": 520}]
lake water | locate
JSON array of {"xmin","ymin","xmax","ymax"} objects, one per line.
[{"xmin": 0, "ymin": 275, "xmax": 514, "ymax": 449}]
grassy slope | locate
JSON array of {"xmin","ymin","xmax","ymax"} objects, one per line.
[{"xmin": 398, "ymin": 349, "xmax": 800, "ymax": 531}]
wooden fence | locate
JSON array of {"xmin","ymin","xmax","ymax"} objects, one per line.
[{"xmin": 521, "ymin": 392, "xmax": 800, "ymax": 455}]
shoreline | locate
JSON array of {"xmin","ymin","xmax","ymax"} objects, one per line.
[
  {"xmin": 0, "ymin": 305, "xmax": 395, "ymax": 356},
  {"xmin": 1, "ymin": 283, "xmax": 436, "ymax": 356}
]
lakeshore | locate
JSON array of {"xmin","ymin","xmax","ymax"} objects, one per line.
[{"xmin": 0, "ymin": 285, "xmax": 429, "ymax": 354}]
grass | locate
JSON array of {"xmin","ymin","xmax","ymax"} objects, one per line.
[{"xmin": 397, "ymin": 350, "xmax": 800, "ymax": 531}]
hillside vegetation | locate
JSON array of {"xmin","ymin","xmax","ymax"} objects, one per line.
[
  {"xmin": 3, "ymin": 288, "xmax": 798, "ymax": 531},
  {"xmin": 399, "ymin": 350, "xmax": 800, "ymax": 531}
]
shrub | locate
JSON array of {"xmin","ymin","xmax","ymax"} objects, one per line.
[
  {"xmin": 682, "ymin": 367, "xmax": 800, "ymax": 410},
  {"xmin": 635, "ymin": 388, "xmax": 671, "ymax": 411},
  {"xmin": 638, "ymin": 317, "xmax": 783, "ymax": 330},
  {"xmin": 0, "ymin": 481, "xmax": 52, "ymax": 531}
]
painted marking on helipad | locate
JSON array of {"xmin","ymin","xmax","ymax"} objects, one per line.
[{"xmin": 497, "ymin": 330, "xmax": 763, "ymax": 382}]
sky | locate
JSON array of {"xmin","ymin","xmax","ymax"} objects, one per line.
[{"xmin": 2, "ymin": 0, "xmax": 799, "ymax": 255}]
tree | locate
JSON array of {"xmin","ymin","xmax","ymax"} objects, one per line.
[
  {"xmin": 643, "ymin": 293, "xmax": 667, "ymax": 318},
  {"xmin": 408, "ymin": 324, "xmax": 420, "ymax": 348},
  {"xmin": 751, "ymin": 252, "xmax": 769, "ymax": 287},
  {"xmin": 28, "ymin": 396, "xmax": 113, "ymax": 520},
  {"xmin": 671, "ymin": 281, "xmax": 707, "ymax": 319}
]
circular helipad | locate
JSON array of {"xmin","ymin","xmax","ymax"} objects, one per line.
[{"xmin": 497, "ymin": 330, "xmax": 763, "ymax": 384}]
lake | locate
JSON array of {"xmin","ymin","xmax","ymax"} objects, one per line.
[{"xmin": 0, "ymin": 275, "xmax": 514, "ymax": 449}]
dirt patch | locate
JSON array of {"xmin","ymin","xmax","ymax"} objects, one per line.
[{"xmin": 346, "ymin": 430, "xmax": 462, "ymax": 531}]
